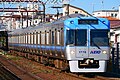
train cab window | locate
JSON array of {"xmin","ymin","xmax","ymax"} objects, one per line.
[
  {"xmin": 90, "ymin": 29, "xmax": 109, "ymax": 46},
  {"xmin": 66, "ymin": 30, "xmax": 75, "ymax": 46},
  {"xmin": 76, "ymin": 29, "xmax": 87, "ymax": 46},
  {"xmin": 66, "ymin": 29, "xmax": 87, "ymax": 46}
]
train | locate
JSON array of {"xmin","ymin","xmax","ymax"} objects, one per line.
[
  {"xmin": 0, "ymin": 31, "xmax": 8, "ymax": 50},
  {"xmin": 8, "ymin": 14, "xmax": 110, "ymax": 73}
]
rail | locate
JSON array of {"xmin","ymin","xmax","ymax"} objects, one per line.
[{"xmin": 0, "ymin": 63, "xmax": 21, "ymax": 80}]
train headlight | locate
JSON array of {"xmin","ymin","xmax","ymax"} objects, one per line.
[
  {"xmin": 71, "ymin": 50, "xmax": 75, "ymax": 54},
  {"xmin": 102, "ymin": 50, "xmax": 107, "ymax": 54}
]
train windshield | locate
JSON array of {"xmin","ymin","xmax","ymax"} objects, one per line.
[
  {"xmin": 66, "ymin": 29, "xmax": 87, "ymax": 46},
  {"xmin": 90, "ymin": 30, "xmax": 109, "ymax": 46}
]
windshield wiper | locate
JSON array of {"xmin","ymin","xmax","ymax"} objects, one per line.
[{"xmin": 92, "ymin": 41, "xmax": 101, "ymax": 50}]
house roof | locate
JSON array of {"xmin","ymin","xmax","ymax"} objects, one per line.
[
  {"xmin": 110, "ymin": 20, "xmax": 120, "ymax": 29},
  {"xmin": 98, "ymin": 16, "xmax": 120, "ymax": 29},
  {"xmin": 99, "ymin": 16, "xmax": 119, "ymax": 20},
  {"xmin": 63, "ymin": 4, "xmax": 91, "ymax": 16},
  {"xmin": 93, "ymin": 10, "xmax": 119, "ymax": 13}
]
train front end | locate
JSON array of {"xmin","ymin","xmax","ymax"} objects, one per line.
[{"xmin": 64, "ymin": 17, "xmax": 110, "ymax": 73}]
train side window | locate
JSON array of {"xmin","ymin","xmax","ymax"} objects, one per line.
[
  {"xmin": 32, "ymin": 33, "xmax": 34, "ymax": 44},
  {"xmin": 51, "ymin": 31, "xmax": 54, "ymax": 45},
  {"xmin": 31, "ymin": 33, "xmax": 33, "ymax": 44},
  {"xmin": 36, "ymin": 32, "xmax": 38, "ymax": 45},
  {"xmin": 21, "ymin": 35, "xmax": 23, "ymax": 44},
  {"xmin": 41, "ymin": 31, "xmax": 45, "ymax": 45},
  {"xmin": 24, "ymin": 34, "xmax": 26, "ymax": 44},
  {"xmin": 26, "ymin": 33, "xmax": 27, "ymax": 44},
  {"xmin": 38, "ymin": 32, "xmax": 40, "ymax": 44},
  {"xmin": 19, "ymin": 35, "xmax": 20, "ymax": 44},
  {"xmin": 49, "ymin": 30, "xmax": 51, "ymax": 45},
  {"xmin": 45, "ymin": 31, "xmax": 46, "ymax": 45},
  {"xmin": 46, "ymin": 32, "xmax": 49, "ymax": 45},
  {"xmin": 40, "ymin": 31, "xmax": 41, "ymax": 44},
  {"xmin": 17, "ymin": 35, "xmax": 20, "ymax": 43},
  {"xmin": 57, "ymin": 30, "xmax": 60, "ymax": 45},
  {"xmin": 28, "ymin": 33, "xmax": 30, "ymax": 44},
  {"xmin": 61, "ymin": 28, "xmax": 64, "ymax": 46},
  {"xmin": 23, "ymin": 35, "xmax": 25, "ymax": 44},
  {"xmin": 20, "ymin": 35, "xmax": 22, "ymax": 43},
  {"xmin": 23, "ymin": 34, "xmax": 25, "ymax": 44},
  {"xmin": 34, "ymin": 32, "xmax": 36, "ymax": 44},
  {"xmin": 21, "ymin": 35, "xmax": 24, "ymax": 43},
  {"xmin": 20, "ymin": 35, "xmax": 21, "ymax": 44}
]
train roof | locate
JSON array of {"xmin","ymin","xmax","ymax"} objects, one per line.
[
  {"xmin": 8, "ymin": 14, "xmax": 86, "ymax": 35},
  {"xmin": 8, "ymin": 14, "xmax": 110, "ymax": 35}
]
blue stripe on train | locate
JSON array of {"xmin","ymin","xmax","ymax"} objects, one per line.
[{"xmin": 9, "ymin": 43, "xmax": 65, "ymax": 51}]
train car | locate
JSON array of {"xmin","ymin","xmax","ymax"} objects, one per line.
[
  {"xmin": 0, "ymin": 31, "xmax": 8, "ymax": 51},
  {"xmin": 8, "ymin": 14, "xmax": 110, "ymax": 73}
]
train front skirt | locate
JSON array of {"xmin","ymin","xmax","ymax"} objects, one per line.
[{"xmin": 69, "ymin": 60, "xmax": 107, "ymax": 72}]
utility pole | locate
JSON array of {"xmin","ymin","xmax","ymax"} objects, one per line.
[{"xmin": 51, "ymin": 6, "xmax": 62, "ymax": 19}]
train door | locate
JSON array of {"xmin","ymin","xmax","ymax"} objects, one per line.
[{"xmin": 75, "ymin": 29, "xmax": 88, "ymax": 58}]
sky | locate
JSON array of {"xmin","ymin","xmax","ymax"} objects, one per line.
[
  {"xmin": 46, "ymin": 0, "xmax": 120, "ymax": 14},
  {"xmin": 69, "ymin": 0, "xmax": 120, "ymax": 13},
  {"xmin": 0, "ymin": 0, "xmax": 120, "ymax": 14}
]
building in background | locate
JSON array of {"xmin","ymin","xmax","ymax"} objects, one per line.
[
  {"xmin": 92, "ymin": 6, "xmax": 120, "ymax": 20},
  {"xmin": 110, "ymin": 20, "xmax": 120, "ymax": 45},
  {"xmin": 63, "ymin": 4, "xmax": 90, "ymax": 16},
  {"xmin": 92, "ymin": 6, "xmax": 120, "ymax": 45}
]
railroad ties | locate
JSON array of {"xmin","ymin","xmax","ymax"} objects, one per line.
[
  {"xmin": 0, "ymin": 55, "xmax": 42, "ymax": 80},
  {"xmin": 0, "ymin": 63, "xmax": 21, "ymax": 80}
]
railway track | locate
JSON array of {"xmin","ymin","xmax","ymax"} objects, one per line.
[
  {"xmin": 0, "ymin": 54, "xmax": 42, "ymax": 80},
  {"xmin": 45, "ymin": 64, "xmax": 114, "ymax": 80},
  {"xmin": 1, "ymin": 50, "xmax": 119, "ymax": 80},
  {"xmin": 0, "ymin": 63, "xmax": 21, "ymax": 80}
]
